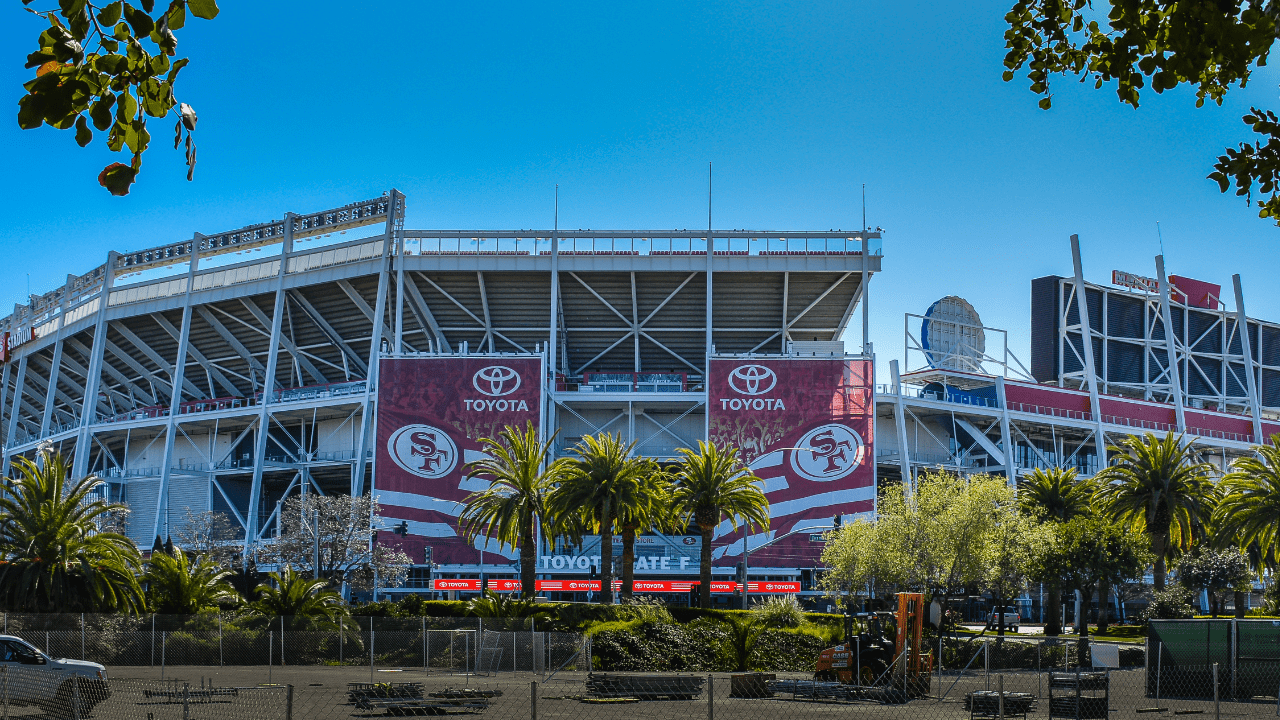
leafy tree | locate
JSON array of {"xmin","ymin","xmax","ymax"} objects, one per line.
[
  {"xmin": 1215, "ymin": 437, "xmax": 1280, "ymax": 573},
  {"xmin": 1142, "ymin": 584, "xmax": 1196, "ymax": 621},
  {"xmin": 1018, "ymin": 467, "xmax": 1094, "ymax": 636},
  {"xmin": 982, "ymin": 505, "xmax": 1054, "ymax": 641},
  {"xmin": 1095, "ymin": 432, "xmax": 1216, "ymax": 590},
  {"xmin": 550, "ymin": 433, "xmax": 660, "ymax": 605},
  {"xmin": 1030, "ymin": 514, "xmax": 1150, "ymax": 646},
  {"xmin": 1001, "ymin": 0, "xmax": 1280, "ymax": 223},
  {"xmin": 1176, "ymin": 546, "xmax": 1252, "ymax": 617},
  {"xmin": 616, "ymin": 466, "xmax": 670, "ymax": 602},
  {"xmin": 264, "ymin": 492, "xmax": 411, "ymax": 594},
  {"xmin": 669, "ymin": 441, "xmax": 769, "ymax": 609},
  {"xmin": 17, "ymin": 0, "xmax": 219, "ymax": 195},
  {"xmin": 250, "ymin": 565, "xmax": 347, "ymax": 630},
  {"xmin": 143, "ymin": 546, "xmax": 239, "ymax": 613},
  {"xmin": 460, "ymin": 422, "xmax": 564, "ymax": 600},
  {"xmin": 174, "ymin": 508, "xmax": 241, "ymax": 568},
  {"xmin": 0, "ymin": 445, "xmax": 144, "ymax": 613},
  {"xmin": 722, "ymin": 614, "xmax": 766, "ymax": 671}
]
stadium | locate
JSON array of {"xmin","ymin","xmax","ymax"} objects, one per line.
[{"xmin": 1, "ymin": 190, "xmax": 1273, "ymax": 609}]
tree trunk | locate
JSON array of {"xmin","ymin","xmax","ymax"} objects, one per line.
[
  {"xmin": 599, "ymin": 502, "xmax": 614, "ymax": 605},
  {"xmin": 995, "ymin": 593, "xmax": 1006, "ymax": 643},
  {"xmin": 620, "ymin": 525, "xmax": 636, "ymax": 602},
  {"xmin": 1077, "ymin": 584, "xmax": 1093, "ymax": 659},
  {"xmin": 1045, "ymin": 585, "xmax": 1063, "ymax": 636},
  {"xmin": 1097, "ymin": 581, "xmax": 1111, "ymax": 634},
  {"xmin": 699, "ymin": 524, "xmax": 714, "ymax": 609},
  {"xmin": 1150, "ymin": 531, "xmax": 1169, "ymax": 591},
  {"xmin": 1234, "ymin": 590, "xmax": 1246, "ymax": 618},
  {"xmin": 520, "ymin": 521, "xmax": 536, "ymax": 600}
]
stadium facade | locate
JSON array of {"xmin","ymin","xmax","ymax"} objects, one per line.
[{"xmin": 1, "ymin": 192, "xmax": 1271, "ymax": 606}]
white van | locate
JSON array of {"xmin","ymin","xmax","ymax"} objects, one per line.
[{"xmin": 0, "ymin": 635, "xmax": 111, "ymax": 714}]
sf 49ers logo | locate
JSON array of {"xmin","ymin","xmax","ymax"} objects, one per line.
[
  {"xmin": 791, "ymin": 423, "xmax": 864, "ymax": 482},
  {"xmin": 388, "ymin": 424, "xmax": 458, "ymax": 479}
]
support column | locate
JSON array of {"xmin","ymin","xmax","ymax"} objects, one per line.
[
  {"xmin": 889, "ymin": 360, "xmax": 913, "ymax": 493},
  {"xmin": 1069, "ymin": 235, "xmax": 1107, "ymax": 455},
  {"xmin": 4, "ymin": 356, "xmax": 29, "ymax": 473},
  {"xmin": 393, "ymin": 216, "xmax": 406, "ymax": 354},
  {"xmin": 40, "ymin": 287, "xmax": 75, "ymax": 438},
  {"xmin": 71, "ymin": 254, "xmax": 119, "ymax": 479},
  {"xmin": 1232, "ymin": 275, "xmax": 1264, "ymax": 445},
  {"xmin": 861, "ymin": 234, "xmax": 869, "ymax": 353},
  {"xmin": 153, "ymin": 244, "xmax": 201, "ymax": 541},
  {"xmin": 1155, "ymin": 255, "xmax": 1187, "ymax": 434},
  {"xmin": 547, "ymin": 195, "xmax": 560, "ymax": 432},
  {"xmin": 244, "ymin": 214, "xmax": 296, "ymax": 564},
  {"xmin": 995, "ymin": 375, "xmax": 1016, "ymax": 485},
  {"xmin": 705, "ymin": 166, "xmax": 714, "ymax": 362},
  {"xmin": 353, "ymin": 190, "xmax": 401, "ymax": 497}
]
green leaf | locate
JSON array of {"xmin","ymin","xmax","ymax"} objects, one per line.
[
  {"xmin": 187, "ymin": 0, "xmax": 219, "ymax": 19},
  {"xmin": 166, "ymin": 57, "xmax": 189, "ymax": 83},
  {"xmin": 140, "ymin": 0, "xmax": 154, "ymax": 11},
  {"xmin": 106, "ymin": 122, "xmax": 125, "ymax": 151},
  {"xmin": 25, "ymin": 49, "xmax": 58, "ymax": 69},
  {"xmin": 123, "ymin": 118, "xmax": 150, "ymax": 153},
  {"xmin": 1038, "ymin": 97, "xmax": 1052, "ymax": 110},
  {"xmin": 97, "ymin": 2, "xmax": 123, "ymax": 26},
  {"xmin": 74, "ymin": 114, "xmax": 92, "ymax": 146},
  {"xmin": 94, "ymin": 54, "xmax": 127, "ymax": 74},
  {"xmin": 17, "ymin": 94, "xmax": 45, "ymax": 130},
  {"xmin": 164, "ymin": 0, "xmax": 185, "ymax": 29},
  {"xmin": 116, "ymin": 89, "xmax": 137, "ymax": 121},
  {"xmin": 101, "ymin": 38, "xmax": 119, "ymax": 52},
  {"xmin": 97, "ymin": 162, "xmax": 137, "ymax": 196},
  {"xmin": 90, "ymin": 92, "xmax": 116, "ymax": 130},
  {"xmin": 122, "ymin": 4, "xmax": 154, "ymax": 37},
  {"xmin": 113, "ymin": 22, "xmax": 131, "ymax": 41}
]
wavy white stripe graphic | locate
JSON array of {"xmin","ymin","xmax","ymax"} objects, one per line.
[
  {"xmin": 711, "ymin": 487, "xmax": 875, "ymax": 540},
  {"xmin": 376, "ymin": 490, "xmax": 465, "ymax": 517},
  {"xmin": 712, "ymin": 515, "xmax": 869, "ymax": 559}
]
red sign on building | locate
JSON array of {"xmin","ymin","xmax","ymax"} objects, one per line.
[
  {"xmin": 375, "ymin": 356, "xmax": 544, "ymax": 564},
  {"xmin": 427, "ymin": 579, "xmax": 801, "ymax": 593},
  {"xmin": 707, "ymin": 357, "xmax": 874, "ymax": 567}
]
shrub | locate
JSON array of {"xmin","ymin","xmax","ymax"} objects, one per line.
[
  {"xmin": 751, "ymin": 595, "xmax": 806, "ymax": 628},
  {"xmin": 1141, "ymin": 586, "xmax": 1195, "ymax": 622}
]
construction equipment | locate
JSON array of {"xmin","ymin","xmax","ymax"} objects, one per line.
[{"xmin": 814, "ymin": 592, "xmax": 933, "ymax": 697}]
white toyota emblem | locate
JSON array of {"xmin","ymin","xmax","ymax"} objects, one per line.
[
  {"xmin": 473, "ymin": 365, "xmax": 521, "ymax": 397},
  {"xmin": 791, "ymin": 423, "xmax": 864, "ymax": 482},
  {"xmin": 388, "ymin": 424, "xmax": 458, "ymax": 479},
  {"xmin": 728, "ymin": 365, "xmax": 777, "ymax": 395}
]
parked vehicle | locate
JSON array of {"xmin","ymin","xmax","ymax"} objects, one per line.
[
  {"xmin": 0, "ymin": 635, "xmax": 111, "ymax": 714},
  {"xmin": 985, "ymin": 606, "xmax": 1020, "ymax": 632}
]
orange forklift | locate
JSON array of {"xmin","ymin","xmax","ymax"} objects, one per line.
[{"xmin": 814, "ymin": 592, "xmax": 933, "ymax": 697}]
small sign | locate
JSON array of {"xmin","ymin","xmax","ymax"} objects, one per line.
[
  {"xmin": 1112, "ymin": 270, "xmax": 1159, "ymax": 293},
  {"xmin": 809, "ymin": 533, "xmax": 828, "ymax": 543}
]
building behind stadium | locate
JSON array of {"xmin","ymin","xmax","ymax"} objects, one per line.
[{"xmin": 2, "ymin": 191, "xmax": 1272, "ymax": 613}]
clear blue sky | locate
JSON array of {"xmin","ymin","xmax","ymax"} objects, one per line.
[{"xmin": 3, "ymin": 0, "xmax": 1278, "ymax": 380}]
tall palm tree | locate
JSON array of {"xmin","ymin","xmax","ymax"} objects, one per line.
[
  {"xmin": 460, "ymin": 422, "xmax": 564, "ymax": 599},
  {"xmin": 549, "ymin": 433, "xmax": 654, "ymax": 604},
  {"xmin": 1018, "ymin": 467, "xmax": 1094, "ymax": 522},
  {"xmin": 1017, "ymin": 467, "xmax": 1094, "ymax": 635},
  {"xmin": 144, "ymin": 547, "xmax": 240, "ymax": 614},
  {"xmin": 0, "ymin": 446, "xmax": 144, "ymax": 613},
  {"xmin": 1216, "ymin": 437, "xmax": 1280, "ymax": 572},
  {"xmin": 1095, "ymin": 432, "xmax": 1216, "ymax": 590},
  {"xmin": 251, "ymin": 565, "xmax": 347, "ymax": 630},
  {"xmin": 670, "ymin": 441, "xmax": 770, "ymax": 609},
  {"xmin": 617, "ymin": 466, "xmax": 671, "ymax": 602}
]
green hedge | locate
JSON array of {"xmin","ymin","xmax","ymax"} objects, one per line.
[{"xmin": 588, "ymin": 618, "xmax": 834, "ymax": 672}]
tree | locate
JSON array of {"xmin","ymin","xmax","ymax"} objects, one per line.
[
  {"xmin": 460, "ymin": 422, "xmax": 563, "ymax": 600},
  {"xmin": 1001, "ymin": 0, "xmax": 1280, "ymax": 223},
  {"xmin": 250, "ymin": 565, "xmax": 347, "ymax": 630},
  {"xmin": 17, "ymin": 0, "xmax": 219, "ymax": 195},
  {"xmin": 1176, "ymin": 547, "xmax": 1252, "ymax": 617},
  {"xmin": 550, "ymin": 433, "xmax": 659, "ymax": 605},
  {"xmin": 1030, "ymin": 514, "xmax": 1150, "ymax": 646},
  {"xmin": 1216, "ymin": 437, "xmax": 1280, "ymax": 573},
  {"xmin": 982, "ymin": 505, "xmax": 1053, "ymax": 641},
  {"xmin": 1018, "ymin": 467, "xmax": 1094, "ymax": 636},
  {"xmin": 669, "ymin": 441, "xmax": 770, "ymax": 609},
  {"xmin": 464, "ymin": 590, "xmax": 552, "ymax": 630},
  {"xmin": 1095, "ymin": 432, "xmax": 1216, "ymax": 590},
  {"xmin": 174, "ymin": 509, "xmax": 241, "ymax": 568},
  {"xmin": 263, "ymin": 493, "xmax": 411, "ymax": 594},
  {"xmin": 0, "ymin": 445, "xmax": 144, "ymax": 613},
  {"xmin": 143, "ymin": 546, "xmax": 239, "ymax": 613},
  {"xmin": 616, "ymin": 465, "xmax": 669, "ymax": 602}
]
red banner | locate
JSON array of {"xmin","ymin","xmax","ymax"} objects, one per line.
[
  {"xmin": 707, "ymin": 357, "xmax": 874, "ymax": 567},
  {"xmin": 375, "ymin": 356, "xmax": 544, "ymax": 564},
  {"xmin": 426, "ymin": 579, "xmax": 801, "ymax": 593}
]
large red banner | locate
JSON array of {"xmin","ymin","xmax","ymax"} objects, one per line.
[
  {"xmin": 707, "ymin": 357, "xmax": 874, "ymax": 567},
  {"xmin": 375, "ymin": 356, "xmax": 543, "ymax": 564},
  {"xmin": 428, "ymin": 579, "xmax": 800, "ymax": 593}
]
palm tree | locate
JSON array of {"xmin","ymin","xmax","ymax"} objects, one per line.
[
  {"xmin": 1018, "ymin": 467, "xmax": 1094, "ymax": 522},
  {"xmin": 1017, "ymin": 467, "xmax": 1094, "ymax": 636},
  {"xmin": 670, "ymin": 441, "xmax": 770, "ymax": 609},
  {"xmin": 549, "ymin": 433, "xmax": 654, "ymax": 604},
  {"xmin": 1216, "ymin": 436, "xmax": 1280, "ymax": 572},
  {"xmin": 460, "ymin": 422, "xmax": 563, "ymax": 599},
  {"xmin": 144, "ymin": 547, "xmax": 240, "ymax": 614},
  {"xmin": 617, "ymin": 466, "xmax": 671, "ymax": 602},
  {"xmin": 0, "ymin": 445, "xmax": 144, "ymax": 613},
  {"xmin": 1095, "ymin": 432, "xmax": 1216, "ymax": 590},
  {"xmin": 251, "ymin": 565, "xmax": 347, "ymax": 630}
]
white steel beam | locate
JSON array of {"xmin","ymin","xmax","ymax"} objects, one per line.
[
  {"xmin": 3, "ymin": 356, "xmax": 28, "ymax": 474},
  {"xmin": 889, "ymin": 360, "xmax": 913, "ymax": 491},
  {"xmin": 354, "ymin": 190, "xmax": 401, "ymax": 497},
  {"xmin": 1232, "ymin": 274, "xmax": 1265, "ymax": 444},
  {"xmin": 151, "ymin": 312, "xmax": 241, "ymax": 397},
  {"xmin": 1155, "ymin": 255, "xmax": 1188, "ymax": 433},
  {"xmin": 1069, "ymin": 235, "xmax": 1108, "ymax": 457},
  {"xmin": 153, "ymin": 246, "xmax": 202, "ymax": 542},
  {"xmin": 239, "ymin": 298, "xmax": 329, "ymax": 385}
]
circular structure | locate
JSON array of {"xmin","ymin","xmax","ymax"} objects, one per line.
[
  {"xmin": 920, "ymin": 296, "xmax": 986, "ymax": 372},
  {"xmin": 791, "ymin": 423, "xmax": 865, "ymax": 482},
  {"xmin": 387, "ymin": 424, "xmax": 458, "ymax": 480},
  {"xmin": 728, "ymin": 364, "xmax": 778, "ymax": 395},
  {"xmin": 472, "ymin": 365, "xmax": 521, "ymax": 396}
]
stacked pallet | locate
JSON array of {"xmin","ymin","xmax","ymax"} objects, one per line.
[{"xmin": 585, "ymin": 673, "xmax": 705, "ymax": 700}]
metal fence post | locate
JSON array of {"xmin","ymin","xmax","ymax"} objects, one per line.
[
  {"xmin": 998, "ymin": 674, "xmax": 1004, "ymax": 720},
  {"xmin": 151, "ymin": 614, "xmax": 156, "ymax": 667},
  {"xmin": 219, "ymin": 616, "xmax": 223, "ymax": 667},
  {"xmin": 1214, "ymin": 663, "xmax": 1220, "ymax": 720},
  {"xmin": 161, "ymin": 631, "xmax": 167, "ymax": 680},
  {"xmin": 707, "ymin": 675, "xmax": 714, "ymax": 720},
  {"xmin": 985, "ymin": 640, "xmax": 991, "ymax": 690},
  {"xmin": 181, "ymin": 683, "xmax": 189, "ymax": 720},
  {"xmin": 370, "ymin": 622, "xmax": 376, "ymax": 684},
  {"xmin": 73, "ymin": 676, "xmax": 81, "ymax": 720},
  {"xmin": 1, "ymin": 665, "xmax": 6, "ymax": 720},
  {"xmin": 80, "ymin": 613, "xmax": 84, "ymax": 661},
  {"xmin": 286, "ymin": 684, "xmax": 294, "ymax": 720},
  {"xmin": 339, "ymin": 621, "xmax": 344, "ymax": 664},
  {"xmin": 269, "ymin": 631, "xmax": 273, "ymax": 685},
  {"xmin": 422, "ymin": 618, "xmax": 427, "ymax": 674},
  {"xmin": 1156, "ymin": 642, "xmax": 1163, "ymax": 706},
  {"xmin": 280, "ymin": 616, "xmax": 285, "ymax": 667},
  {"xmin": 530, "ymin": 680, "xmax": 538, "ymax": 720}
]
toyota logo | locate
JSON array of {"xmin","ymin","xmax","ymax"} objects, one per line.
[
  {"xmin": 728, "ymin": 365, "xmax": 777, "ymax": 395},
  {"xmin": 473, "ymin": 365, "xmax": 521, "ymax": 397}
]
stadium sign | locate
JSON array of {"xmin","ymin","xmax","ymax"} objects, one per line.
[
  {"xmin": 0, "ymin": 326, "xmax": 34, "ymax": 364},
  {"xmin": 428, "ymin": 579, "xmax": 801, "ymax": 593},
  {"xmin": 1112, "ymin": 270, "xmax": 1160, "ymax": 293}
]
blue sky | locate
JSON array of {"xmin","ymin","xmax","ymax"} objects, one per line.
[{"xmin": 3, "ymin": 0, "xmax": 1278, "ymax": 380}]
